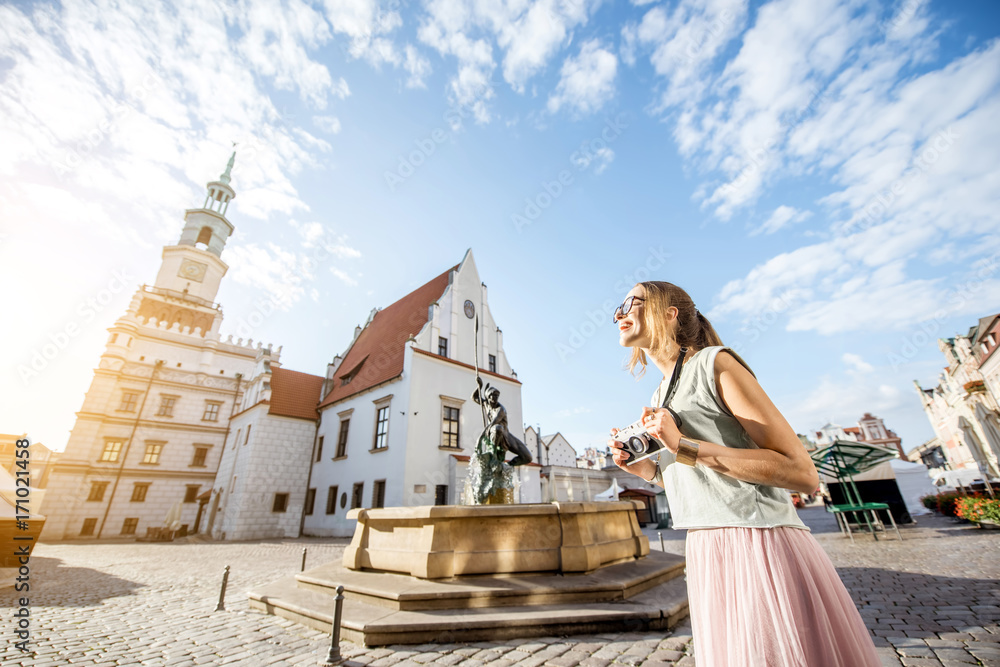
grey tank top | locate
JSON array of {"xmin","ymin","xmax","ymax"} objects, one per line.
[{"xmin": 651, "ymin": 346, "xmax": 808, "ymax": 531}]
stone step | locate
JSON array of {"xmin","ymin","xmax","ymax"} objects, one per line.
[
  {"xmin": 296, "ymin": 551, "xmax": 686, "ymax": 610},
  {"xmin": 249, "ymin": 564, "xmax": 689, "ymax": 646}
]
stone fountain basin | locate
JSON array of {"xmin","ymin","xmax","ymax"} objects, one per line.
[{"xmin": 344, "ymin": 500, "xmax": 650, "ymax": 579}]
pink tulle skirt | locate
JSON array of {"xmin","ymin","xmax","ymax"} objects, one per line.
[{"xmin": 685, "ymin": 526, "xmax": 880, "ymax": 667}]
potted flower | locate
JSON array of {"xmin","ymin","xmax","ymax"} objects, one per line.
[{"xmin": 955, "ymin": 496, "xmax": 1000, "ymax": 529}]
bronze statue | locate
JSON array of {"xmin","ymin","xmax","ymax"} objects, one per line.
[
  {"xmin": 465, "ymin": 316, "xmax": 532, "ymax": 505},
  {"xmin": 472, "ymin": 378, "xmax": 533, "ymax": 466}
]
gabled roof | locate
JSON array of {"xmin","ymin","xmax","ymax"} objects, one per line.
[
  {"xmin": 268, "ymin": 367, "xmax": 325, "ymax": 420},
  {"xmin": 319, "ymin": 266, "xmax": 456, "ymax": 408}
]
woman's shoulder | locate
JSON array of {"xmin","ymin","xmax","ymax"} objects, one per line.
[{"xmin": 706, "ymin": 346, "xmax": 755, "ymax": 378}]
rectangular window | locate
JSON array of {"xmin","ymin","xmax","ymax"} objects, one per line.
[
  {"xmin": 119, "ymin": 391, "xmax": 139, "ymax": 412},
  {"xmin": 230, "ymin": 475, "xmax": 237, "ymax": 493},
  {"xmin": 87, "ymin": 481, "xmax": 109, "ymax": 501},
  {"xmin": 232, "ymin": 428, "xmax": 241, "ymax": 449},
  {"xmin": 442, "ymin": 406, "xmax": 460, "ymax": 448},
  {"xmin": 489, "ymin": 354, "xmax": 497, "ymax": 373},
  {"xmin": 438, "ymin": 336, "xmax": 448, "ymax": 357},
  {"xmin": 156, "ymin": 395, "xmax": 177, "ymax": 417},
  {"xmin": 372, "ymin": 480, "xmax": 386, "ymax": 509},
  {"xmin": 191, "ymin": 447, "xmax": 208, "ymax": 467},
  {"xmin": 351, "ymin": 482, "xmax": 364, "ymax": 509},
  {"xmin": 373, "ymin": 407, "xmax": 389, "ymax": 450},
  {"xmin": 100, "ymin": 440, "xmax": 123, "ymax": 463},
  {"xmin": 336, "ymin": 421, "xmax": 349, "ymax": 457},
  {"xmin": 121, "ymin": 518, "xmax": 139, "ymax": 535},
  {"xmin": 80, "ymin": 518, "xmax": 97, "ymax": 536},
  {"xmin": 244, "ymin": 425, "xmax": 252, "ymax": 446},
  {"xmin": 202, "ymin": 401, "xmax": 222, "ymax": 421},
  {"xmin": 272, "ymin": 493, "xmax": 289, "ymax": 513},
  {"xmin": 131, "ymin": 483, "xmax": 150, "ymax": 502},
  {"xmin": 184, "ymin": 485, "xmax": 200, "ymax": 503},
  {"xmin": 326, "ymin": 485, "xmax": 339, "ymax": 514},
  {"xmin": 316, "ymin": 436, "xmax": 324, "ymax": 462},
  {"xmin": 435, "ymin": 485, "xmax": 448, "ymax": 506},
  {"xmin": 142, "ymin": 442, "xmax": 163, "ymax": 464},
  {"xmin": 305, "ymin": 488, "xmax": 316, "ymax": 515}
]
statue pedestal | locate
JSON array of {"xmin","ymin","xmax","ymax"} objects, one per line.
[{"xmin": 250, "ymin": 502, "xmax": 688, "ymax": 646}]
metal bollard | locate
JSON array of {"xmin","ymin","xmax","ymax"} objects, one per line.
[
  {"xmin": 301, "ymin": 547, "xmax": 307, "ymax": 572},
  {"xmin": 216, "ymin": 565, "xmax": 230, "ymax": 612},
  {"xmin": 658, "ymin": 532, "xmax": 664, "ymax": 552},
  {"xmin": 321, "ymin": 585, "xmax": 346, "ymax": 665}
]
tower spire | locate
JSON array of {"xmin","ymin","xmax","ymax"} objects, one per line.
[{"xmin": 219, "ymin": 149, "xmax": 236, "ymax": 185}]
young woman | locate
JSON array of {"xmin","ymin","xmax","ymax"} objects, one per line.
[{"xmin": 609, "ymin": 281, "xmax": 879, "ymax": 667}]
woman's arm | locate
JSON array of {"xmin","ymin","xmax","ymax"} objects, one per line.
[{"xmin": 641, "ymin": 351, "xmax": 819, "ymax": 494}]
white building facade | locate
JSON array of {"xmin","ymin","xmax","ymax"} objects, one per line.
[
  {"xmin": 40, "ymin": 156, "xmax": 266, "ymax": 541},
  {"xmin": 304, "ymin": 250, "xmax": 535, "ymax": 537}
]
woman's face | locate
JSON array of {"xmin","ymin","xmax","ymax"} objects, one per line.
[{"xmin": 615, "ymin": 285, "xmax": 650, "ymax": 348}]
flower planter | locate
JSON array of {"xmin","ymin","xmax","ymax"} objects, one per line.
[{"xmin": 977, "ymin": 520, "xmax": 1000, "ymax": 530}]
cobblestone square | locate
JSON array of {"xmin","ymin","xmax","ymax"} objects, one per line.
[{"xmin": 2, "ymin": 507, "xmax": 998, "ymax": 666}]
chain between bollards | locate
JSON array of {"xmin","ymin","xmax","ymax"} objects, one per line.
[
  {"xmin": 658, "ymin": 531, "xmax": 664, "ymax": 552},
  {"xmin": 301, "ymin": 547, "xmax": 307, "ymax": 572},
  {"xmin": 216, "ymin": 565, "xmax": 230, "ymax": 612},
  {"xmin": 321, "ymin": 584, "xmax": 346, "ymax": 665}
]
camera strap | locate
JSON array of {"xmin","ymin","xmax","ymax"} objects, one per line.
[
  {"xmin": 660, "ymin": 347, "xmax": 687, "ymax": 409},
  {"xmin": 659, "ymin": 347, "xmax": 688, "ymax": 428}
]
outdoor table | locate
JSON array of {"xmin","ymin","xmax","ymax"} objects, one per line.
[{"xmin": 812, "ymin": 440, "xmax": 903, "ymax": 544}]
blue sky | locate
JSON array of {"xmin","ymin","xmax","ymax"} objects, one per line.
[{"xmin": 2, "ymin": 0, "xmax": 999, "ymax": 456}]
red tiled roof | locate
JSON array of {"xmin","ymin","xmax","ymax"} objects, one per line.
[
  {"xmin": 319, "ymin": 267, "xmax": 455, "ymax": 408},
  {"xmin": 844, "ymin": 427, "xmax": 861, "ymax": 434},
  {"xmin": 268, "ymin": 367, "xmax": 325, "ymax": 420}
]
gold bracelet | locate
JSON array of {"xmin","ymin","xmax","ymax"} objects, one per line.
[{"xmin": 675, "ymin": 437, "xmax": 699, "ymax": 466}]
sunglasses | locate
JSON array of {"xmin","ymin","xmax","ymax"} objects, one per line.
[{"xmin": 613, "ymin": 296, "xmax": 645, "ymax": 323}]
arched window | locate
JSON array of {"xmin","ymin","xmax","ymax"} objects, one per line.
[{"xmin": 196, "ymin": 226, "xmax": 212, "ymax": 247}]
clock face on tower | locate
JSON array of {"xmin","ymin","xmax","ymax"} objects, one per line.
[
  {"xmin": 464, "ymin": 300, "xmax": 475, "ymax": 319},
  {"xmin": 178, "ymin": 259, "xmax": 208, "ymax": 283}
]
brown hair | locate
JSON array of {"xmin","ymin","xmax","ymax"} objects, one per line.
[{"xmin": 627, "ymin": 281, "xmax": 724, "ymax": 377}]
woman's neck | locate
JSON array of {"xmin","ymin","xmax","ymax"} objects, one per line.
[{"xmin": 647, "ymin": 343, "xmax": 699, "ymax": 379}]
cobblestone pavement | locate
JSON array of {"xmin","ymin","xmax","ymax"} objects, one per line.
[{"xmin": 1, "ymin": 506, "xmax": 997, "ymax": 666}]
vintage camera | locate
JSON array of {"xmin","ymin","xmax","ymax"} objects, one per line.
[{"xmin": 612, "ymin": 419, "xmax": 668, "ymax": 466}]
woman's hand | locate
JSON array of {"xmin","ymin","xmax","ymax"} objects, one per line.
[
  {"xmin": 608, "ymin": 427, "xmax": 658, "ymax": 483},
  {"xmin": 640, "ymin": 407, "xmax": 681, "ymax": 453}
]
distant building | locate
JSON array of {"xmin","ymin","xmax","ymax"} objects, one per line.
[
  {"xmin": 813, "ymin": 413, "xmax": 904, "ymax": 459},
  {"xmin": 908, "ymin": 437, "xmax": 948, "ymax": 470},
  {"xmin": 577, "ymin": 445, "xmax": 612, "ymax": 469},
  {"xmin": 974, "ymin": 313, "xmax": 1000, "ymax": 407},
  {"xmin": 914, "ymin": 315, "xmax": 1000, "ymax": 479},
  {"xmin": 0, "ymin": 434, "xmax": 60, "ymax": 490}
]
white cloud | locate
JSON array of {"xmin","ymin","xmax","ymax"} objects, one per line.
[
  {"xmin": 784, "ymin": 373, "xmax": 909, "ymax": 437},
  {"xmin": 842, "ymin": 352, "xmax": 874, "ymax": 374},
  {"xmin": 403, "ymin": 44, "xmax": 432, "ymax": 88},
  {"xmin": 313, "ymin": 115, "xmax": 342, "ymax": 134},
  {"xmin": 632, "ymin": 0, "xmax": 748, "ymax": 112},
  {"xmin": 225, "ymin": 242, "xmax": 309, "ymax": 308},
  {"xmin": 321, "ymin": 0, "xmax": 403, "ymax": 66},
  {"xmin": 750, "ymin": 205, "xmax": 811, "ymax": 236},
  {"xmin": 331, "ymin": 267, "xmax": 359, "ymax": 286},
  {"xmin": 547, "ymin": 40, "xmax": 618, "ymax": 116}
]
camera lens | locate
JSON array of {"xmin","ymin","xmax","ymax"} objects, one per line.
[{"xmin": 627, "ymin": 435, "xmax": 648, "ymax": 454}]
